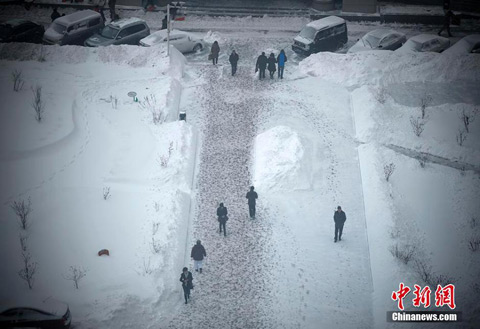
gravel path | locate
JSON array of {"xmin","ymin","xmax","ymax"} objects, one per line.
[{"xmin": 166, "ymin": 64, "xmax": 279, "ymax": 328}]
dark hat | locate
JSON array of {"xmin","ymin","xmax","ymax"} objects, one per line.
[
  {"xmin": 196, "ymin": 239, "xmax": 201, "ymax": 244},
  {"xmin": 337, "ymin": 206, "xmax": 342, "ymax": 210},
  {"xmin": 250, "ymin": 186, "xmax": 254, "ymax": 190},
  {"xmin": 219, "ymin": 202, "xmax": 224, "ymax": 207},
  {"xmin": 183, "ymin": 267, "xmax": 188, "ymax": 272}
]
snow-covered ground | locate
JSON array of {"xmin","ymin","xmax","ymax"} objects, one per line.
[{"xmin": 1, "ymin": 10, "xmax": 479, "ymax": 329}]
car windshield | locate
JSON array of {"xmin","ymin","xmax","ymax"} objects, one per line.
[
  {"xmin": 52, "ymin": 22, "xmax": 67, "ymax": 34},
  {"xmin": 299, "ymin": 26, "xmax": 316, "ymax": 40},
  {"xmin": 364, "ymin": 34, "xmax": 381, "ymax": 48},
  {"xmin": 100, "ymin": 25, "xmax": 119, "ymax": 39}
]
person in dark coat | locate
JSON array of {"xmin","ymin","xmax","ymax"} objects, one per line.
[
  {"xmin": 334, "ymin": 206, "xmax": 347, "ymax": 242},
  {"xmin": 210, "ymin": 41, "xmax": 220, "ymax": 65},
  {"xmin": 438, "ymin": 10, "xmax": 454, "ymax": 37},
  {"xmin": 267, "ymin": 53, "xmax": 277, "ymax": 79},
  {"xmin": 51, "ymin": 7, "xmax": 60, "ymax": 22},
  {"xmin": 108, "ymin": 0, "xmax": 116, "ymax": 22},
  {"xmin": 276, "ymin": 49, "xmax": 287, "ymax": 79},
  {"xmin": 217, "ymin": 202, "xmax": 228, "ymax": 237},
  {"xmin": 229, "ymin": 50, "xmax": 239, "ymax": 76},
  {"xmin": 191, "ymin": 240, "xmax": 207, "ymax": 273},
  {"xmin": 246, "ymin": 186, "xmax": 258, "ymax": 219},
  {"xmin": 179, "ymin": 267, "xmax": 193, "ymax": 304},
  {"xmin": 255, "ymin": 52, "xmax": 268, "ymax": 80},
  {"xmin": 94, "ymin": 0, "xmax": 106, "ymax": 22}
]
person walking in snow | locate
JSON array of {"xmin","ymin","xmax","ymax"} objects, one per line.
[
  {"xmin": 179, "ymin": 267, "xmax": 194, "ymax": 304},
  {"xmin": 255, "ymin": 52, "xmax": 268, "ymax": 80},
  {"xmin": 334, "ymin": 206, "xmax": 347, "ymax": 243},
  {"xmin": 276, "ymin": 49, "xmax": 287, "ymax": 79},
  {"xmin": 217, "ymin": 202, "xmax": 228, "ymax": 237},
  {"xmin": 246, "ymin": 186, "xmax": 258, "ymax": 219},
  {"xmin": 267, "ymin": 53, "xmax": 277, "ymax": 79},
  {"xmin": 229, "ymin": 50, "xmax": 239, "ymax": 76},
  {"xmin": 50, "ymin": 7, "xmax": 60, "ymax": 22},
  {"xmin": 191, "ymin": 240, "xmax": 207, "ymax": 273},
  {"xmin": 108, "ymin": 0, "xmax": 117, "ymax": 22},
  {"xmin": 210, "ymin": 41, "xmax": 220, "ymax": 65},
  {"xmin": 438, "ymin": 10, "xmax": 454, "ymax": 37}
]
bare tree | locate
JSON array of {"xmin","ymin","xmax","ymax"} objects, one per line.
[
  {"xmin": 11, "ymin": 69, "xmax": 24, "ymax": 92},
  {"xmin": 64, "ymin": 266, "xmax": 87, "ymax": 289},
  {"xmin": 384, "ymin": 163, "xmax": 396, "ymax": 182},
  {"xmin": 18, "ymin": 251, "xmax": 37, "ymax": 289},
  {"xmin": 31, "ymin": 85, "xmax": 44, "ymax": 122},
  {"xmin": 420, "ymin": 92, "xmax": 432, "ymax": 119},
  {"xmin": 10, "ymin": 198, "xmax": 32, "ymax": 230},
  {"xmin": 103, "ymin": 187, "xmax": 111, "ymax": 200},
  {"xmin": 456, "ymin": 129, "xmax": 467, "ymax": 146},
  {"xmin": 410, "ymin": 116, "xmax": 425, "ymax": 137},
  {"xmin": 460, "ymin": 107, "xmax": 478, "ymax": 133}
]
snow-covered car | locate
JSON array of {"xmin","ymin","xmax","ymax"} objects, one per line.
[
  {"xmin": 0, "ymin": 297, "xmax": 71, "ymax": 328},
  {"xmin": 442, "ymin": 34, "xmax": 480, "ymax": 56},
  {"xmin": 395, "ymin": 34, "xmax": 450, "ymax": 54},
  {"xmin": 0, "ymin": 19, "xmax": 44, "ymax": 44},
  {"xmin": 139, "ymin": 29, "xmax": 204, "ymax": 53},
  {"xmin": 84, "ymin": 17, "xmax": 150, "ymax": 47},
  {"xmin": 348, "ymin": 29, "xmax": 406, "ymax": 53}
]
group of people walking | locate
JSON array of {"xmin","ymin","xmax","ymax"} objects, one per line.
[{"xmin": 209, "ymin": 41, "xmax": 288, "ymax": 79}]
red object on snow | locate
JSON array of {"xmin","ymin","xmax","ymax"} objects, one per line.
[
  {"xmin": 98, "ymin": 249, "xmax": 110, "ymax": 256},
  {"xmin": 174, "ymin": 16, "xmax": 185, "ymax": 21}
]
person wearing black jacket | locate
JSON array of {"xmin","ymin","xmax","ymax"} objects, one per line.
[
  {"xmin": 51, "ymin": 7, "xmax": 60, "ymax": 22},
  {"xmin": 255, "ymin": 52, "xmax": 268, "ymax": 80},
  {"xmin": 334, "ymin": 206, "xmax": 347, "ymax": 242},
  {"xmin": 217, "ymin": 203, "xmax": 228, "ymax": 237},
  {"xmin": 267, "ymin": 53, "xmax": 277, "ymax": 79},
  {"xmin": 438, "ymin": 10, "xmax": 454, "ymax": 37},
  {"xmin": 191, "ymin": 240, "xmax": 207, "ymax": 273},
  {"xmin": 246, "ymin": 186, "xmax": 258, "ymax": 219},
  {"xmin": 229, "ymin": 50, "xmax": 239, "ymax": 76},
  {"xmin": 179, "ymin": 267, "xmax": 194, "ymax": 304}
]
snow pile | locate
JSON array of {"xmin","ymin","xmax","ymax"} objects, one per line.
[{"xmin": 253, "ymin": 126, "xmax": 309, "ymax": 191}]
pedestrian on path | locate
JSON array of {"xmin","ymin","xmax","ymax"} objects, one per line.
[
  {"xmin": 246, "ymin": 186, "xmax": 258, "ymax": 219},
  {"xmin": 276, "ymin": 49, "xmax": 287, "ymax": 79},
  {"xmin": 50, "ymin": 7, "xmax": 60, "ymax": 22},
  {"xmin": 191, "ymin": 240, "xmax": 207, "ymax": 273},
  {"xmin": 210, "ymin": 41, "xmax": 220, "ymax": 65},
  {"xmin": 108, "ymin": 0, "xmax": 117, "ymax": 22},
  {"xmin": 255, "ymin": 52, "xmax": 268, "ymax": 80},
  {"xmin": 334, "ymin": 206, "xmax": 347, "ymax": 243},
  {"xmin": 217, "ymin": 202, "xmax": 228, "ymax": 236},
  {"xmin": 438, "ymin": 10, "xmax": 454, "ymax": 37},
  {"xmin": 179, "ymin": 267, "xmax": 194, "ymax": 304},
  {"xmin": 94, "ymin": 0, "xmax": 107, "ymax": 22},
  {"xmin": 229, "ymin": 50, "xmax": 239, "ymax": 76},
  {"xmin": 267, "ymin": 53, "xmax": 277, "ymax": 79}
]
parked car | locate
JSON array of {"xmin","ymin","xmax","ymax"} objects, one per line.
[
  {"xmin": 348, "ymin": 29, "xmax": 406, "ymax": 53},
  {"xmin": 292, "ymin": 16, "xmax": 348, "ymax": 55},
  {"xmin": 139, "ymin": 29, "xmax": 204, "ymax": 53},
  {"xmin": 43, "ymin": 9, "xmax": 104, "ymax": 45},
  {"xmin": 442, "ymin": 34, "xmax": 480, "ymax": 56},
  {"xmin": 0, "ymin": 19, "xmax": 44, "ymax": 44},
  {"xmin": 0, "ymin": 297, "xmax": 71, "ymax": 328},
  {"xmin": 395, "ymin": 34, "xmax": 450, "ymax": 54},
  {"xmin": 85, "ymin": 17, "xmax": 150, "ymax": 47}
]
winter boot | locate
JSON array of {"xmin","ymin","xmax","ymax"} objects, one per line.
[{"xmin": 199, "ymin": 268, "xmax": 202, "ymax": 273}]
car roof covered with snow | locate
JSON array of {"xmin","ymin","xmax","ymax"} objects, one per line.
[
  {"xmin": 366, "ymin": 28, "xmax": 402, "ymax": 38},
  {"xmin": 306, "ymin": 16, "xmax": 345, "ymax": 31},
  {"xmin": 443, "ymin": 34, "xmax": 480, "ymax": 56},
  {"xmin": 140, "ymin": 29, "xmax": 200, "ymax": 46},
  {"xmin": 108, "ymin": 17, "xmax": 147, "ymax": 29},
  {"xmin": 0, "ymin": 297, "xmax": 68, "ymax": 316},
  {"xmin": 54, "ymin": 9, "xmax": 100, "ymax": 26},
  {"xmin": 408, "ymin": 33, "xmax": 446, "ymax": 44}
]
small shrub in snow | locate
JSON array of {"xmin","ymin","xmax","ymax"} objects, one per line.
[
  {"xmin": 420, "ymin": 92, "xmax": 432, "ymax": 119},
  {"xmin": 159, "ymin": 155, "xmax": 169, "ymax": 167},
  {"xmin": 460, "ymin": 107, "xmax": 477, "ymax": 133},
  {"xmin": 168, "ymin": 141, "xmax": 174, "ymax": 157},
  {"xmin": 18, "ymin": 251, "xmax": 37, "ymax": 289},
  {"xmin": 19, "ymin": 234, "xmax": 28, "ymax": 252},
  {"xmin": 414, "ymin": 259, "xmax": 455, "ymax": 287},
  {"xmin": 374, "ymin": 85, "xmax": 387, "ymax": 104},
  {"xmin": 154, "ymin": 202, "xmax": 160, "ymax": 212},
  {"xmin": 103, "ymin": 187, "xmax": 111, "ymax": 200},
  {"xmin": 110, "ymin": 95, "xmax": 118, "ymax": 109},
  {"xmin": 456, "ymin": 129, "xmax": 467, "ymax": 146},
  {"xmin": 152, "ymin": 222, "xmax": 160, "ymax": 235},
  {"xmin": 418, "ymin": 153, "xmax": 427, "ymax": 168},
  {"xmin": 138, "ymin": 94, "xmax": 165, "ymax": 124},
  {"xmin": 142, "ymin": 258, "xmax": 153, "ymax": 275},
  {"xmin": 410, "ymin": 116, "xmax": 425, "ymax": 137},
  {"xmin": 11, "ymin": 69, "xmax": 24, "ymax": 92},
  {"xmin": 151, "ymin": 237, "xmax": 161, "ymax": 253},
  {"xmin": 64, "ymin": 266, "xmax": 87, "ymax": 289},
  {"xmin": 470, "ymin": 216, "xmax": 478, "ymax": 229},
  {"xmin": 468, "ymin": 236, "xmax": 480, "ymax": 252},
  {"xmin": 384, "ymin": 163, "xmax": 396, "ymax": 182},
  {"xmin": 31, "ymin": 85, "xmax": 44, "ymax": 122},
  {"xmin": 389, "ymin": 243, "xmax": 416, "ymax": 264},
  {"xmin": 10, "ymin": 198, "xmax": 32, "ymax": 230}
]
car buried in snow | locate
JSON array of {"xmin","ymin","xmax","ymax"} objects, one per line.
[
  {"xmin": 84, "ymin": 17, "xmax": 150, "ymax": 47},
  {"xmin": 348, "ymin": 29, "xmax": 406, "ymax": 53},
  {"xmin": 442, "ymin": 34, "xmax": 480, "ymax": 56},
  {"xmin": 395, "ymin": 34, "xmax": 450, "ymax": 54},
  {"xmin": 0, "ymin": 297, "xmax": 71, "ymax": 328},
  {"xmin": 139, "ymin": 29, "xmax": 204, "ymax": 53},
  {"xmin": 0, "ymin": 19, "xmax": 44, "ymax": 44}
]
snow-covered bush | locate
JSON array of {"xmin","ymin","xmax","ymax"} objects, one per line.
[
  {"xmin": 64, "ymin": 266, "xmax": 87, "ymax": 289},
  {"xmin": 384, "ymin": 163, "xmax": 396, "ymax": 182},
  {"xmin": 468, "ymin": 236, "xmax": 480, "ymax": 252},
  {"xmin": 103, "ymin": 187, "xmax": 111, "ymax": 200},
  {"xmin": 142, "ymin": 258, "xmax": 153, "ymax": 276},
  {"xmin": 460, "ymin": 108, "xmax": 477, "ymax": 133},
  {"xmin": 10, "ymin": 198, "xmax": 32, "ymax": 230},
  {"xmin": 151, "ymin": 237, "xmax": 161, "ymax": 253},
  {"xmin": 11, "ymin": 69, "xmax": 24, "ymax": 92},
  {"xmin": 456, "ymin": 129, "xmax": 467, "ymax": 146},
  {"xmin": 152, "ymin": 222, "xmax": 160, "ymax": 235},
  {"xmin": 18, "ymin": 250, "xmax": 37, "ymax": 289},
  {"xmin": 31, "ymin": 85, "xmax": 44, "ymax": 122},
  {"xmin": 374, "ymin": 85, "xmax": 387, "ymax": 104},
  {"xmin": 410, "ymin": 116, "xmax": 425, "ymax": 137},
  {"xmin": 414, "ymin": 259, "xmax": 455, "ymax": 287},
  {"xmin": 389, "ymin": 243, "xmax": 416, "ymax": 264},
  {"xmin": 420, "ymin": 92, "xmax": 432, "ymax": 119},
  {"xmin": 470, "ymin": 216, "xmax": 478, "ymax": 229},
  {"xmin": 139, "ymin": 94, "xmax": 165, "ymax": 125},
  {"xmin": 110, "ymin": 95, "xmax": 118, "ymax": 109}
]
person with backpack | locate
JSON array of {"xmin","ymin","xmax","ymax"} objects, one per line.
[
  {"xmin": 267, "ymin": 53, "xmax": 277, "ymax": 79},
  {"xmin": 246, "ymin": 186, "xmax": 258, "ymax": 219},
  {"xmin": 191, "ymin": 240, "xmax": 207, "ymax": 273},
  {"xmin": 229, "ymin": 50, "xmax": 239, "ymax": 76},
  {"xmin": 334, "ymin": 206, "xmax": 347, "ymax": 243},
  {"xmin": 255, "ymin": 52, "xmax": 268, "ymax": 80},
  {"xmin": 276, "ymin": 49, "xmax": 287, "ymax": 79},
  {"xmin": 217, "ymin": 202, "xmax": 228, "ymax": 237},
  {"xmin": 179, "ymin": 267, "xmax": 194, "ymax": 304}
]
